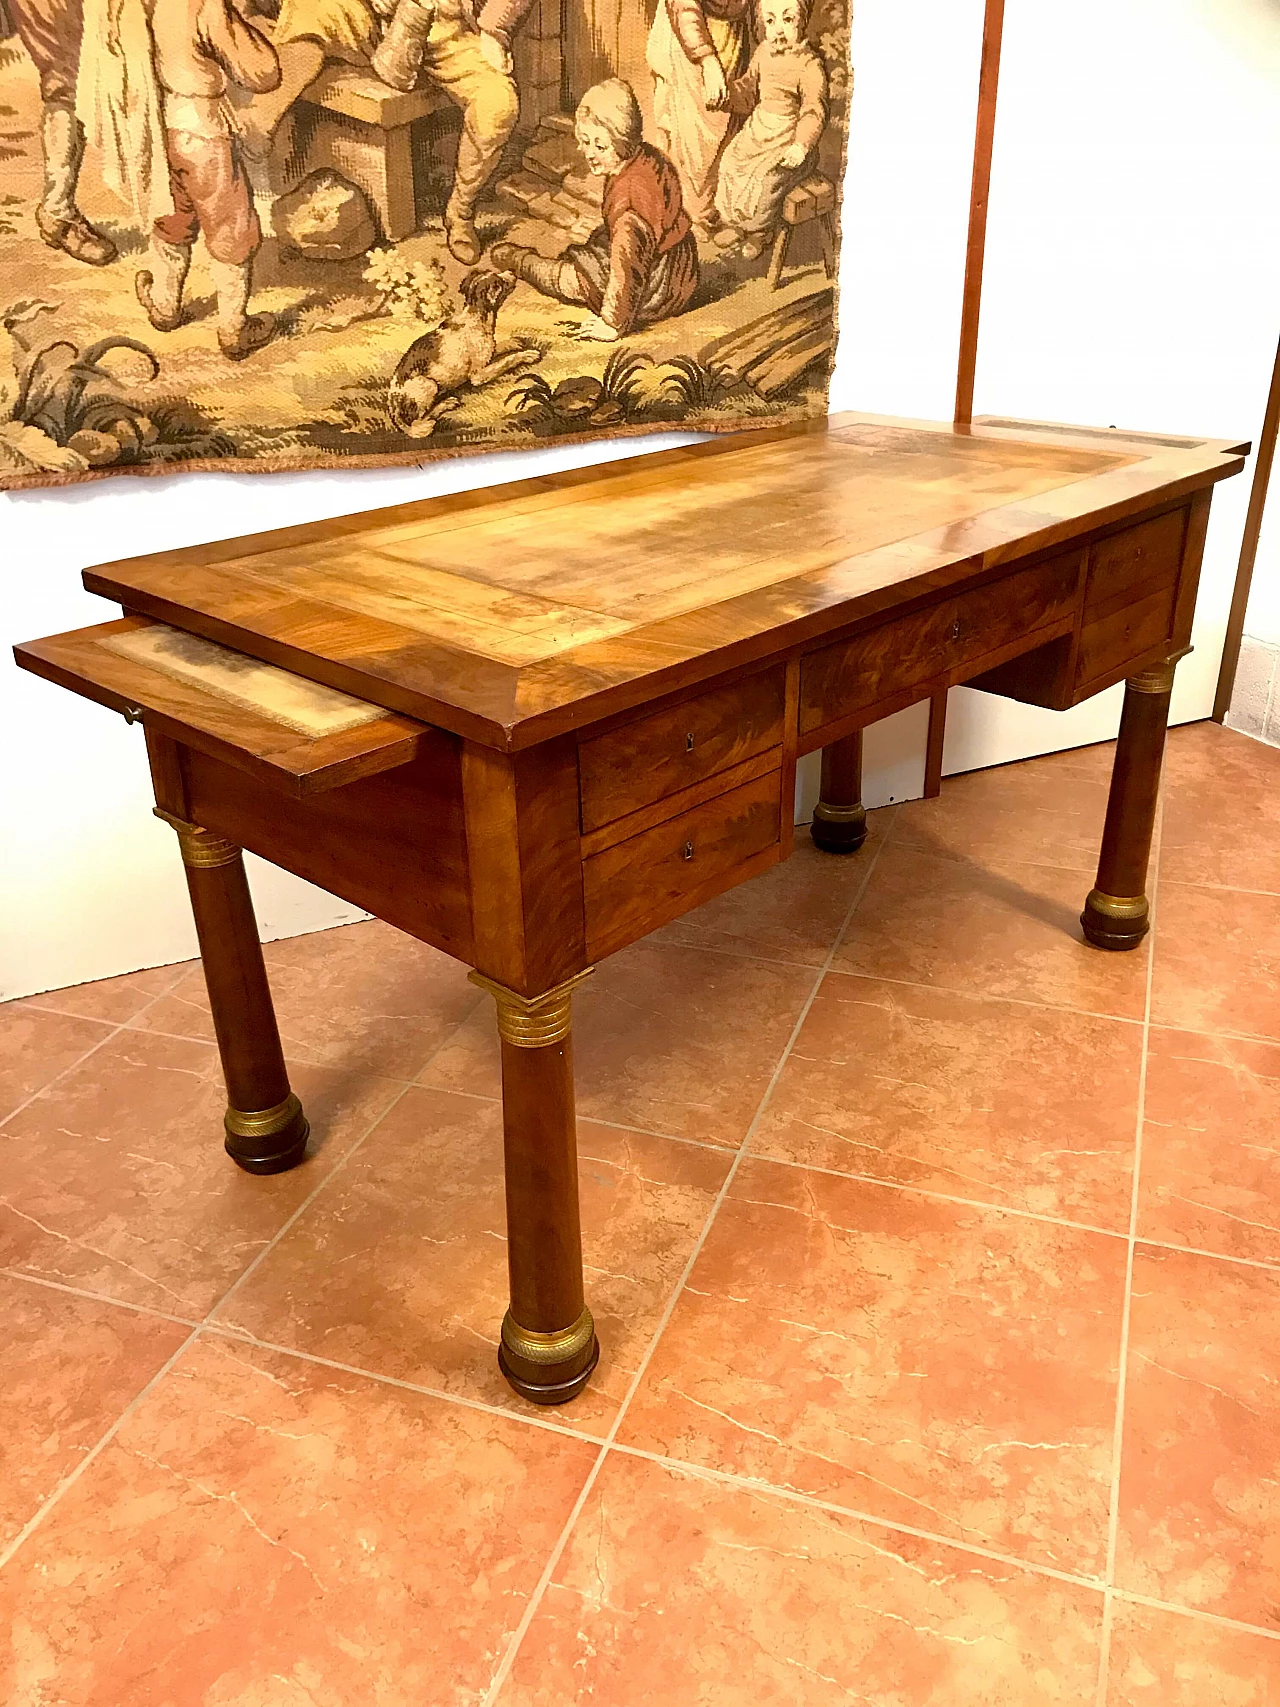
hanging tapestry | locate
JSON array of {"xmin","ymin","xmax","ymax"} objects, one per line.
[{"xmin": 0, "ymin": 0, "xmax": 849, "ymax": 488}]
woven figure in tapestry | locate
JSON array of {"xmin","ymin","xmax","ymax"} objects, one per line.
[
  {"xmin": 492, "ymin": 78, "xmax": 699, "ymax": 343},
  {"xmin": 7, "ymin": 0, "xmax": 117, "ymax": 263},
  {"xmin": 134, "ymin": 0, "xmax": 282, "ymax": 361},
  {"xmin": 236, "ymin": 0, "xmax": 535, "ymax": 265},
  {"xmin": 713, "ymin": 0, "xmax": 826, "ymax": 260},
  {"xmin": 646, "ymin": 0, "xmax": 752, "ymax": 238}
]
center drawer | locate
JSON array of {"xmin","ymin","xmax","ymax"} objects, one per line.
[
  {"xmin": 578, "ymin": 666, "xmax": 786, "ymax": 834},
  {"xmin": 798, "ymin": 550, "xmax": 1082, "ymax": 737}
]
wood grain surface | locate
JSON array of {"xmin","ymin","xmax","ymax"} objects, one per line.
[{"xmin": 76, "ymin": 414, "xmax": 1247, "ymax": 751}]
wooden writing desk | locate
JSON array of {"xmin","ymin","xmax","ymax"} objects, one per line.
[{"xmin": 14, "ymin": 414, "xmax": 1246, "ymax": 1404}]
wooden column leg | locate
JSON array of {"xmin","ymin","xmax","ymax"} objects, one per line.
[
  {"xmin": 811, "ymin": 730, "xmax": 869, "ymax": 854},
  {"xmin": 924, "ymin": 688, "xmax": 948, "ymax": 799},
  {"xmin": 470, "ymin": 968, "xmax": 599, "ymax": 1406},
  {"xmin": 1081, "ymin": 656, "xmax": 1179, "ymax": 952},
  {"xmin": 156, "ymin": 810, "xmax": 310, "ymax": 1174}
]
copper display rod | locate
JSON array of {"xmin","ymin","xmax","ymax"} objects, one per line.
[
  {"xmin": 955, "ymin": 0, "xmax": 1006, "ymax": 427},
  {"xmin": 1213, "ymin": 329, "xmax": 1280, "ymax": 721}
]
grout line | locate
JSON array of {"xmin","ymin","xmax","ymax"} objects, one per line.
[
  {"xmin": 1096, "ymin": 1591, "xmax": 1116, "ymax": 1704},
  {"xmin": 0, "ymin": 998, "xmax": 480, "ymax": 1578},
  {"xmin": 0, "ymin": 972, "xmax": 192, "ymax": 1134},
  {"xmin": 743, "ymin": 1150, "xmax": 1131, "ymax": 1242},
  {"xmin": 1111, "ymin": 1588, "xmax": 1280, "ymax": 1645},
  {"xmin": 573, "ymin": 1115, "xmax": 737, "ymax": 1157},
  {"xmin": 0, "ymin": 1268, "xmax": 201, "ymax": 1330},
  {"xmin": 204, "ymin": 1055, "xmax": 464, "ymax": 1329},
  {"xmin": 416, "ymin": 1083, "xmax": 743, "ymax": 1162},
  {"xmin": 0, "ymin": 962, "xmax": 194, "ymax": 1024},
  {"xmin": 1154, "ymin": 877, "xmax": 1280, "ymax": 900},
  {"xmin": 1133, "ymin": 1235, "xmax": 1280, "ymax": 1276},
  {"xmin": 477, "ymin": 810, "xmax": 901, "ymax": 1707},
  {"xmin": 819, "ymin": 966, "xmax": 1149, "ymax": 1030},
  {"xmin": 635, "ymin": 939, "xmax": 847, "ymax": 975},
  {"xmin": 196, "ymin": 1323, "xmax": 603, "ymax": 1448},
  {"xmin": 886, "ymin": 843, "xmax": 1115, "ymax": 880},
  {"xmin": 1094, "ymin": 781, "xmax": 1164, "ymax": 1707},
  {"xmin": 17, "ymin": 1264, "xmax": 1280, "ymax": 1656},
  {"xmin": 0, "ymin": 1326, "xmax": 201, "ymax": 1574},
  {"xmin": 601, "ymin": 1438, "xmax": 1105, "ymax": 1592}
]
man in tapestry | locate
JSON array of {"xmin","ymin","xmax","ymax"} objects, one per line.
[
  {"xmin": 9, "ymin": 0, "xmax": 117, "ymax": 263},
  {"xmin": 237, "ymin": 0, "xmax": 536, "ymax": 265}
]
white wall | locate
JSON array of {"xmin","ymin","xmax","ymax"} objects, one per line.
[{"xmin": 6, "ymin": 0, "xmax": 1280, "ymax": 999}]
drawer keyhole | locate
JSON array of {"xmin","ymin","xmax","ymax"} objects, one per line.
[
  {"xmin": 685, "ymin": 732, "xmax": 695, "ymax": 753},
  {"xmin": 951, "ymin": 618, "xmax": 962, "ymax": 642},
  {"xmin": 682, "ymin": 840, "xmax": 695, "ymax": 861}
]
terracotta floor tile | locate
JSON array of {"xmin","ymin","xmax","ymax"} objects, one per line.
[
  {"xmin": 1150, "ymin": 883, "xmax": 1280, "ymax": 1042},
  {"xmin": 831, "ymin": 845, "xmax": 1149, "ymax": 1019},
  {"xmin": 894, "ymin": 744, "xmax": 1116, "ymax": 873},
  {"xmin": 652, "ymin": 816, "xmax": 890, "ymax": 967},
  {"xmin": 0, "ymin": 1028, "xmax": 403, "ymax": 1316},
  {"xmin": 1138, "ymin": 1029, "xmax": 1280, "ymax": 1266},
  {"xmin": 498, "ymin": 1452, "xmax": 1105, "ymax": 1706},
  {"xmin": 0, "ymin": 1335, "xmax": 597, "ymax": 1705},
  {"xmin": 0, "ymin": 1005, "xmax": 114, "ymax": 1125},
  {"xmin": 136, "ymin": 918, "xmax": 482, "ymax": 1081},
  {"xmin": 1160, "ymin": 721, "xmax": 1280, "ymax": 894},
  {"xmin": 0, "ymin": 1275, "xmax": 189, "ymax": 1551},
  {"xmin": 424, "ymin": 943, "xmax": 817, "ymax": 1147},
  {"xmin": 1106, "ymin": 1600, "xmax": 1280, "ymax": 1704},
  {"xmin": 753, "ymin": 972, "xmax": 1140, "ymax": 1228},
  {"xmin": 1117, "ymin": 1246, "xmax": 1280, "ymax": 1628},
  {"xmin": 9, "ymin": 960, "xmax": 193, "ymax": 1026},
  {"xmin": 621, "ymin": 1157, "xmax": 1127, "ymax": 1575},
  {"xmin": 216, "ymin": 1086, "xmax": 731, "ymax": 1434}
]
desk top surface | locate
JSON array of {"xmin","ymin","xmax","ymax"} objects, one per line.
[{"xmin": 83, "ymin": 413, "xmax": 1246, "ymax": 750}]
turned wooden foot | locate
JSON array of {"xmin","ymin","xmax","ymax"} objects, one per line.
[
  {"xmin": 471, "ymin": 968, "xmax": 599, "ymax": 1405},
  {"xmin": 157, "ymin": 810, "xmax": 310, "ymax": 1173},
  {"xmin": 811, "ymin": 730, "xmax": 869, "ymax": 854},
  {"xmin": 1081, "ymin": 656, "xmax": 1180, "ymax": 952}
]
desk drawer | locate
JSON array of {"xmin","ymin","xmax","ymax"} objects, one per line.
[
  {"xmin": 1073, "ymin": 509, "xmax": 1187, "ymax": 691},
  {"xmin": 799, "ymin": 551, "xmax": 1081, "ymax": 735},
  {"xmin": 13, "ymin": 616, "xmax": 423, "ymax": 796},
  {"xmin": 579, "ymin": 667, "xmax": 786, "ymax": 833},
  {"xmin": 583, "ymin": 767, "xmax": 781, "ymax": 959},
  {"xmin": 1083, "ymin": 509, "xmax": 1187, "ymax": 624},
  {"xmin": 1075, "ymin": 584, "xmax": 1179, "ymax": 689}
]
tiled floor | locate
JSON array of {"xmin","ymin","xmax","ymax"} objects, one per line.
[{"xmin": 2, "ymin": 720, "xmax": 1278, "ymax": 1704}]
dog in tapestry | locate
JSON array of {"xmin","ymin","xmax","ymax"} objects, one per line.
[{"xmin": 388, "ymin": 267, "xmax": 540, "ymax": 438}]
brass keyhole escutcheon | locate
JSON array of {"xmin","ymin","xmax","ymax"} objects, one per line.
[
  {"xmin": 951, "ymin": 618, "xmax": 962, "ymax": 642},
  {"xmin": 685, "ymin": 732, "xmax": 695, "ymax": 753},
  {"xmin": 683, "ymin": 840, "xmax": 695, "ymax": 861}
]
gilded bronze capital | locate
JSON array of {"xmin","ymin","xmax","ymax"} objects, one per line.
[
  {"xmin": 1126, "ymin": 646, "xmax": 1192, "ymax": 697},
  {"xmin": 469, "ymin": 967, "xmax": 594, "ymax": 1048},
  {"xmin": 153, "ymin": 807, "xmax": 241, "ymax": 870}
]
